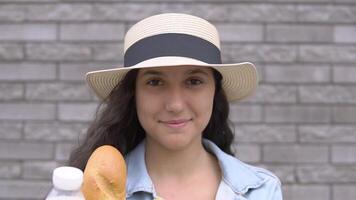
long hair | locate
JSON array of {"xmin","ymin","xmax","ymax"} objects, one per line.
[{"xmin": 68, "ymin": 68, "xmax": 234, "ymax": 170}]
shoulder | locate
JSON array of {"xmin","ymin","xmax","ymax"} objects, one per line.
[
  {"xmin": 216, "ymin": 156, "xmax": 283, "ymax": 199},
  {"xmin": 203, "ymin": 139, "xmax": 282, "ymax": 199},
  {"xmin": 237, "ymin": 163, "xmax": 283, "ymax": 199},
  {"xmin": 248, "ymin": 164, "xmax": 281, "ymax": 186}
]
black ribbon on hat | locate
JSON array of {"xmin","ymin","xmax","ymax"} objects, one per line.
[{"xmin": 124, "ymin": 33, "xmax": 222, "ymax": 67}]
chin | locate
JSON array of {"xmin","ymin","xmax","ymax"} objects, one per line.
[{"xmin": 158, "ymin": 134, "xmax": 199, "ymax": 151}]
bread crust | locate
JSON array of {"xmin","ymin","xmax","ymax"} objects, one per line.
[{"xmin": 82, "ymin": 145, "xmax": 127, "ymax": 200}]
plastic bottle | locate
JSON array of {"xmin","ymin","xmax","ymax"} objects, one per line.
[{"xmin": 45, "ymin": 166, "xmax": 85, "ymax": 200}]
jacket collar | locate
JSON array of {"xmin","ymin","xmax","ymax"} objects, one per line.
[
  {"xmin": 125, "ymin": 140, "xmax": 157, "ymax": 198},
  {"xmin": 202, "ymin": 139, "xmax": 266, "ymax": 194},
  {"xmin": 125, "ymin": 139, "xmax": 266, "ymax": 198}
]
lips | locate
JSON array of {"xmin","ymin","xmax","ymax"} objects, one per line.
[{"xmin": 159, "ymin": 119, "xmax": 192, "ymax": 128}]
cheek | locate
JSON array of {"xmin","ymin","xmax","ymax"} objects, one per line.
[
  {"xmin": 194, "ymin": 91, "xmax": 215, "ymax": 124},
  {"xmin": 136, "ymin": 92, "xmax": 148, "ymax": 120},
  {"xmin": 204, "ymin": 98, "xmax": 214, "ymax": 121},
  {"xmin": 135, "ymin": 90, "xmax": 159, "ymax": 126},
  {"xmin": 202, "ymin": 93, "xmax": 215, "ymax": 130}
]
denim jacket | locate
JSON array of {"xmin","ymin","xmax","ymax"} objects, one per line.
[{"xmin": 125, "ymin": 139, "xmax": 283, "ymax": 200}]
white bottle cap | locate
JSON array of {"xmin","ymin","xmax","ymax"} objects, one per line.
[{"xmin": 52, "ymin": 166, "xmax": 84, "ymax": 191}]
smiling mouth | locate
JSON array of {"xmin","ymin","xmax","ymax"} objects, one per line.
[{"xmin": 159, "ymin": 119, "xmax": 192, "ymax": 128}]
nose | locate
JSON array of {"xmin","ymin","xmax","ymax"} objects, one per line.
[{"xmin": 165, "ymin": 86, "xmax": 185, "ymax": 113}]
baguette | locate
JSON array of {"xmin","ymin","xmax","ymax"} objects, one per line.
[{"xmin": 82, "ymin": 145, "xmax": 127, "ymax": 200}]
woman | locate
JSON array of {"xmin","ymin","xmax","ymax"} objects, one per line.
[{"xmin": 69, "ymin": 13, "xmax": 282, "ymax": 200}]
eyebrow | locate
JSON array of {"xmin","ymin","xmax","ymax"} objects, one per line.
[
  {"xmin": 141, "ymin": 70, "xmax": 163, "ymax": 76},
  {"xmin": 185, "ymin": 69, "xmax": 210, "ymax": 76}
]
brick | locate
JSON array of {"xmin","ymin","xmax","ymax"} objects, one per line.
[
  {"xmin": 0, "ymin": 43, "xmax": 23, "ymax": 60},
  {"xmin": 297, "ymin": 165, "xmax": 356, "ymax": 183},
  {"xmin": 0, "ymin": 180, "xmax": 51, "ymax": 199},
  {"xmin": 59, "ymin": 0, "xmax": 125, "ymax": 1},
  {"xmin": 27, "ymin": 4, "xmax": 92, "ymax": 21},
  {"xmin": 299, "ymin": 125, "xmax": 356, "ymax": 143},
  {"xmin": 24, "ymin": 122, "xmax": 87, "ymax": 142},
  {"xmin": 23, "ymin": 161, "xmax": 58, "ymax": 180},
  {"xmin": 233, "ymin": 143, "xmax": 260, "ymax": 163},
  {"xmin": 217, "ymin": 4, "xmax": 297, "ymax": 22},
  {"xmin": 0, "ymin": 122, "xmax": 22, "ymax": 140},
  {"xmin": 267, "ymin": 0, "xmax": 330, "ymax": 1},
  {"xmin": 0, "ymin": 83, "xmax": 23, "ymax": 100},
  {"xmin": 253, "ymin": 64, "xmax": 264, "ymax": 83},
  {"xmin": 92, "ymin": 3, "xmax": 138, "ymax": 21},
  {"xmin": 134, "ymin": 0, "xmax": 328, "ymax": 1},
  {"xmin": 229, "ymin": 104, "xmax": 262, "ymax": 123},
  {"xmin": 334, "ymin": 66, "xmax": 356, "ymax": 83},
  {"xmin": 26, "ymin": 43, "xmax": 92, "ymax": 61},
  {"xmin": 217, "ymin": 4, "xmax": 298, "ymax": 23},
  {"xmin": 264, "ymin": 65, "xmax": 330, "ymax": 83},
  {"xmin": 333, "ymin": 106, "xmax": 356, "ymax": 123},
  {"xmin": 283, "ymin": 185, "xmax": 330, "ymax": 200},
  {"xmin": 334, "ymin": 26, "xmax": 356, "ymax": 43},
  {"xmin": 59, "ymin": 62, "xmax": 119, "ymax": 81},
  {"xmin": 298, "ymin": 5, "xmax": 356, "ymax": 23},
  {"xmin": 0, "ymin": 162, "xmax": 21, "ymax": 179},
  {"xmin": 247, "ymin": 85, "xmax": 297, "ymax": 103},
  {"xmin": 0, "ymin": 5, "xmax": 26, "ymax": 22},
  {"xmin": 234, "ymin": 125, "xmax": 296, "ymax": 143},
  {"xmin": 60, "ymin": 23, "xmax": 125, "ymax": 41},
  {"xmin": 216, "ymin": 24, "xmax": 263, "ymax": 42},
  {"xmin": 0, "ymin": 62, "xmax": 56, "ymax": 81},
  {"xmin": 335, "ymin": 0, "xmax": 356, "ymax": 2},
  {"xmin": 92, "ymin": 43, "xmax": 124, "ymax": 61},
  {"xmin": 58, "ymin": 103, "xmax": 98, "ymax": 121},
  {"xmin": 26, "ymin": 82, "xmax": 92, "ymax": 101},
  {"xmin": 0, "ymin": 142, "xmax": 53, "ymax": 160},
  {"xmin": 222, "ymin": 44, "xmax": 297, "ymax": 63},
  {"xmin": 0, "ymin": 0, "xmax": 56, "ymax": 0},
  {"xmin": 0, "ymin": 103, "xmax": 55, "ymax": 120},
  {"xmin": 55, "ymin": 142, "xmax": 76, "ymax": 161},
  {"xmin": 333, "ymin": 185, "xmax": 356, "ymax": 200},
  {"xmin": 0, "ymin": 24, "xmax": 56, "ymax": 41},
  {"xmin": 93, "ymin": 4, "xmax": 297, "ymax": 22},
  {"xmin": 266, "ymin": 24, "xmax": 332, "ymax": 42},
  {"xmin": 332, "ymin": 145, "xmax": 356, "ymax": 164},
  {"xmin": 263, "ymin": 145, "xmax": 328, "ymax": 163},
  {"xmin": 299, "ymin": 85, "xmax": 356, "ymax": 104},
  {"xmin": 265, "ymin": 105, "xmax": 331, "ymax": 123},
  {"xmin": 300, "ymin": 45, "xmax": 356, "ymax": 63},
  {"xmin": 262, "ymin": 165, "xmax": 295, "ymax": 183}
]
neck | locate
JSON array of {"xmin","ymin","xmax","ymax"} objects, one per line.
[{"xmin": 145, "ymin": 138, "xmax": 214, "ymax": 181}]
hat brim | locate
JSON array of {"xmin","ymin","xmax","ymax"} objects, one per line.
[{"xmin": 86, "ymin": 57, "xmax": 258, "ymax": 102}]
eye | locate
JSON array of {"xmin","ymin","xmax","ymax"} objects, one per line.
[
  {"xmin": 146, "ymin": 79, "xmax": 163, "ymax": 86},
  {"xmin": 186, "ymin": 78, "xmax": 203, "ymax": 86}
]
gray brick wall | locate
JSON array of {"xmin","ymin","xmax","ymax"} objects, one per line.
[{"xmin": 0, "ymin": 0, "xmax": 355, "ymax": 199}]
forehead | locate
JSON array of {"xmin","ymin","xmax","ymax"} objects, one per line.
[{"xmin": 137, "ymin": 65, "xmax": 213, "ymax": 76}]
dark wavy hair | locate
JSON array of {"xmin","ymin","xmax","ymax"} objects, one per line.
[{"xmin": 68, "ymin": 68, "xmax": 234, "ymax": 170}]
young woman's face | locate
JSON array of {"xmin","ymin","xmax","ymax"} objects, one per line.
[{"xmin": 135, "ymin": 66, "xmax": 216, "ymax": 151}]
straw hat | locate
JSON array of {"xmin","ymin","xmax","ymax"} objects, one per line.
[{"xmin": 86, "ymin": 13, "xmax": 258, "ymax": 102}]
